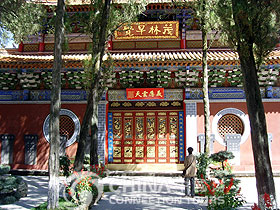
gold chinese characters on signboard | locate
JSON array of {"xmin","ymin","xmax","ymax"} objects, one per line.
[
  {"xmin": 127, "ymin": 88, "xmax": 164, "ymax": 100},
  {"xmin": 114, "ymin": 21, "xmax": 179, "ymax": 40}
]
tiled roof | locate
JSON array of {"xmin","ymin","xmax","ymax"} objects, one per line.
[
  {"xmin": 110, "ymin": 50, "xmax": 239, "ymax": 61},
  {"xmin": 34, "ymin": 0, "xmax": 91, "ymax": 5},
  {"xmin": 1, "ymin": 49, "xmax": 280, "ymax": 90},
  {"xmin": 1, "ymin": 49, "xmax": 280, "ymax": 69},
  {"xmin": 110, "ymin": 49, "xmax": 280, "ymax": 63},
  {"xmin": 38, "ymin": 0, "xmax": 180, "ymax": 5},
  {"xmin": 0, "ymin": 53, "xmax": 89, "ymax": 61},
  {"xmin": 0, "ymin": 52, "xmax": 88, "ymax": 69}
]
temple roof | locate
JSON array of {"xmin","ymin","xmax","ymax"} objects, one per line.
[
  {"xmin": 0, "ymin": 48, "xmax": 279, "ymax": 90},
  {"xmin": 38, "ymin": 0, "xmax": 184, "ymax": 5},
  {"xmin": 1, "ymin": 49, "xmax": 280, "ymax": 69}
]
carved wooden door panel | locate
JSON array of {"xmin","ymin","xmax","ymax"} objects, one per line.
[
  {"xmin": 135, "ymin": 113, "xmax": 145, "ymax": 163},
  {"xmin": 111, "ymin": 111, "xmax": 179, "ymax": 164}
]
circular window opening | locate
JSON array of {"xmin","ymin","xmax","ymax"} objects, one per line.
[
  {"xmin": 217, "ymin": 114, "xmax": 244, "ymax": 139},
  {"xmin": 60, "ymin": 115, "xmax": 75, "ymax": 140},
  {"xmin": 43, "ymin": 109, "xmax": 80, "ymax": 147}
]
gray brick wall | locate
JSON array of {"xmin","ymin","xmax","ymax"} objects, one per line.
[
  {"xmin": 98, "ymin": 102, "xmax": 107, "ymax": 164},
  {"xmin": 185, "ymin": 102, "xmax": 197, "ymax": 116}
]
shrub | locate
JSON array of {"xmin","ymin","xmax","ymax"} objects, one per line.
[
  {"xmin": 210, "ymin": 151, "xmax": 234, "ymax": 170},
  {"xmin": 0, "ymin": 165, "xmax": 10, "ymax": 175},
  {"xmin": 0, "ymin": 165, "xmax": 28, "ymax": 205},
  {"xmin": 59, "ymin": 155, "xmax": 72, "ymax": 177},
  {"xmin": 196, "ymin": 153, "xmax": 211, "ymax": 179},
  {"xmin": 196, "ymin": 153, "xmax": 245, "ymax": 209},
  {"xmin": 251, "ymin": 193, "xmax": 277, "ymax": 210},
  {"xmin": 63, "ymin": 163, "xmax": 106, "ymax": 208},
  {"xmin": 60, "ymin": 155, "xmax": 107, "ymax": 208},
  {"xmin": 2, "ymin": 196, "xmax": 17, "ymax": 204},
  {"xmin": 201, "ymin": 175, "xmax": 245, "ymax": 209}
]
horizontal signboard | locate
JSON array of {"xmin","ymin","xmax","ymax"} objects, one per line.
[
  {"xmin": 114, "ymin": 21, "xmax": 179, "ymax": 40},
  {"xmin": 126, "ymin": 88, "xmax": 164, "ymax": 100}
]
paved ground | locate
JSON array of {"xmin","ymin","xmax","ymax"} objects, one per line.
[
  {"xmin": 0, "ymin": 175, "xmax": 279, "ymax": 210},
  {"xmin": 0, "ymin": 176, "xmax": 49, "ymax": 210},
  {"xmin": 92, "ymin": 176, "xmax": 280, "ymax": 210}
]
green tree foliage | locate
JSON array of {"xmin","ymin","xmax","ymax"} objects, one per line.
[
  {"xmin": 0, "ymin": 28, "xmax": 10, "ymax": 47},
  {"xmin": 184, "ymin": 0, "xmax": 220, "ymax": 33},
  {"xmin": 0, "ymin": 0, "xmax": 45, "ymax": 47},
  {"xmin": 196, "ymin": 153, "xmax": 211, "ymax": 179},
  {"xmin": 210, "ymin": 150, "xmax": 234, "ymax": 170},
  {"xmin": 173, "ymin": 0, "xmax": 220, "ymax": 154},
  {"xmin": 73, "ymin": 0, "xmax": 147, "ymax": 171},
  {"xmin": 215, "ymin": 0, "xmax": 279, "ymax": 208},
  {"xmin": 216, "ymin": 0, "xmax": 280, "ymax": 69}
]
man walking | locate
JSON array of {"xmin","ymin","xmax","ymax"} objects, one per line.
[{"xmin": 183, "ymin": 147, "xmax": 196, "ymax": 197}]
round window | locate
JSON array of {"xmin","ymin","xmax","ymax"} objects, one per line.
[
  {"xmin": 212, "ymin": 108, "xmax": 250, "ymax": 146},
  {"xmin": 59, "ymin": 115, "xmax": 75, "ymax": 139},
  {"xmin": 43, "ymin": 109, "xmax": 80, "ymax": 147},
  {"xmin": 217, "ymin": 114, "xmax": 244, "ymax": 139}
]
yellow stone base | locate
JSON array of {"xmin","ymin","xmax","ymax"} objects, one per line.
[{"xmin": 107, "ymin": 164, "xmax": 184, "ymax": 172}]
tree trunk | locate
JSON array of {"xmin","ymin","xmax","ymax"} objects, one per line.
[
  {"xmin": 89, "ymin": 0, "xmax": 111, "ymax": 166},
  {"xmin": 90, "ymin": 89, "xmax": 99, "ymax": 166},
  {"xmin": 90, "ymin": 81, "xmax": 107, "ymax": 166},
  {"xmin": 73, "ymin": 60, "xmax": 101, "ymax": 171},
  {"xmin": 230, "ymin": 1, "xmax": 277, "ymax": 207},
  {"xmin": 74, "ymin": 0, "xmax": 111, "ymax": 171},
  {"xmin": 238, "ymin": 42, "xmax": 276, "ymax": 208},
  {"xmin": 201, "ymin": 0, "xmax": 211, "ymax": 154},
  {"xmin": 73, "ymin": 89, "xmax": 93, "ymax": 171},
  {"xmin": 47, "ymin": 0, "xmax": 64, "ymax": 209}
]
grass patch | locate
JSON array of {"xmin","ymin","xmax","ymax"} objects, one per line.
[
  {"xmin": 31, "ymin": 185, "xmax": 119, "ymax": 210},
  {"xmin": 31, "ymin": 197, "xmax": 77, "ymax": 210}
]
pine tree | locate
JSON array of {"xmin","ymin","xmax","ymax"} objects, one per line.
[
  {"xmin": 73, "ymin": 0, "xmax": 147, "ymax": 170},
  {"xmin": 173, "ymin": 0, "xmax": 219, "ymax": 154},
  {"xmin": 0, "ymin": 0, "xmax": 45, "ymax": 47},
  {"xmin": 216, "ymin": 0, "xmax": 279, "ymax": 207},
  {"xmin": 48, "ymin": 0, "xmax": 65, "ymax": 209}
]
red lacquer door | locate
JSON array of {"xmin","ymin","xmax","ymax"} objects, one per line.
[{"xmin": 112, "ymin": 111, "xmax": 179, "ymax": 164}]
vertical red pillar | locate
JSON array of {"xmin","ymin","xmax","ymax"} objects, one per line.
[
  {"xmin": 180, "ymin": 31, "xmax": 186, "ymax": 49},
  {"xmin": 18, "ymin": 42, "xmax": 24, "ymax": 52},
  {"xmin": 39, "ymin": 33, "xmax": 45, "ymax": 52},
  {"xmin": 39, "ymin": 43, "xmax": 45, "ymax": 52},
  {"xmin": 180, "ymin": 39, "xmax": 186, "ymax": 49}
]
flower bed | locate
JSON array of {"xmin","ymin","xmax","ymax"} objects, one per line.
[
  {"xmin": 195, "ymin": 151, "xmax": 245, "ymax": 209},
  {"xmin": 59, "ymin": 155, "xmax": 107, "ymax": 209}
]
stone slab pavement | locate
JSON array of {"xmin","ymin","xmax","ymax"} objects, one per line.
[
  {"xmin": 0, "ymin": 175, "xmax": 279, "ymax": 210},
  {"xmin": 92, "ymin": 176, "xmax": 280, "ymax": 210}
]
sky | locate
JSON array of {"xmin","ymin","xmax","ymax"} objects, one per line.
[
  {"xmin": 5, "ymin": 31, "xmax": 17, "ymax": 48},
  {"xmin": 5, "ymin": 39, "xmax": 17, "ymax": 48},
  {"xmin": 0, "ymin": 29, "xmax": 17, "ymax": 49}
]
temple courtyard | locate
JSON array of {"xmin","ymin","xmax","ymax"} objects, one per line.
[{"xmin": 0, "ymin": 174, "xmax": 279, "ymax": 210}]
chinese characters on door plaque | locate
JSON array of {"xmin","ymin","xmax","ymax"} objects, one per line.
[{"xmin": 126, "ymin": 88, "xmax": 164, "ymax": 100}]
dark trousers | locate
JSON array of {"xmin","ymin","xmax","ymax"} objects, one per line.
[{"xmin": 184, "ymin": 177, "xmax": 195, "ymax": 196}]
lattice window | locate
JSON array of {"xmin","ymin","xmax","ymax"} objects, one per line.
[
  {"xmin": 59, "ymin": 115, "xmax": 75, "ymax": 140},
  {"xmin": 217, "ymin": 114, "xmax": 244, "ymax": 139},
  {"xmin": 43, "ymin": 109, "xmax": 80, "ymax": 147}
]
